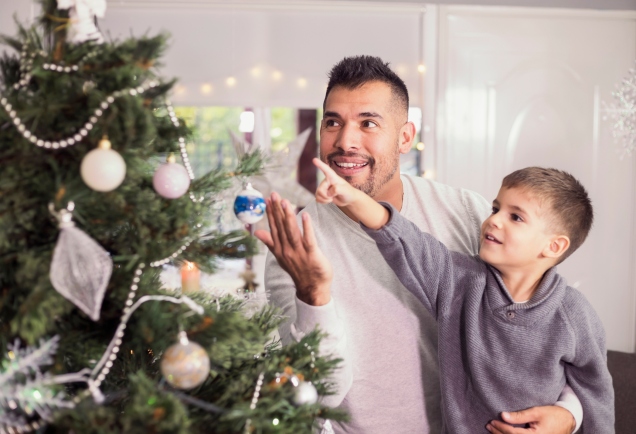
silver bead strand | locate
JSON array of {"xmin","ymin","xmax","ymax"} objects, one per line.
[
  {"xmin": 244, "ymin": 372, "xmax": 265, "ymax": 434},
  {"xmin": 0, "ymin": 80, "xmax": 159, "ymax": 150},
  {"xmin": 165, "ymin": 100, "xmax": 204, "ymax": 203}
]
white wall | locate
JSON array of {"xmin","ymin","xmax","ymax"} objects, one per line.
[
  {"xmin": 426, "ymin": 4, "xmax": 636, "ymax": 352},
  {"xmin": 99, "ymin": 1, "xmax": 425, "ymax": 108}
]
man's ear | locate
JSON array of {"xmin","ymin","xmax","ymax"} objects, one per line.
[
  {"xmin": 543, "ymin": 235, "xmax": 570, "ymax": 260},
  {"xmin": 398, "ymin": 121, "xmax": 416, "ymax": 154}
]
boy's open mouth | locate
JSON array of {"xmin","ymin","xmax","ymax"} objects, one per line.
[{"xmin": 484, "ymin": 233, "xmax": 502, "ymax": 244}]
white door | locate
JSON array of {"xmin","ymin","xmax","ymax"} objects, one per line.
[{"xmin": 428, "ymin": 5, "xmax": 636, "ymax": 352}]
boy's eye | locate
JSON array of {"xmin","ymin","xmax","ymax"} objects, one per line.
[
  {"xmin": 511, "ymin": 214, "xmax": 523, "ymax": 222},
  {"xmin": 491, "ymin": 206, "xmax": 499, "ymax": 214},
  {"xmin": 362, "ymin": 120, "xmax": 378, "ymax": 128}
]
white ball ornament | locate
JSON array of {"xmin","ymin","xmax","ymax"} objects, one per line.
[
  {"xmin": 160, "ymin": 332, "xmax": 210, "ymax": 389},
  {"xmin": 153, "ymin": 154, "xmax": 191, "ymax": 199},
  {"xmin": 80, "ymin": 137, "xmax": 126, "ymax": 192},
  {"xmin": 233, "ymin": 183, "xmax": 266, "ymax": 224},
  {"xmin": 292, "ymin": 381, "xmax": 318, "ymax": 406}
]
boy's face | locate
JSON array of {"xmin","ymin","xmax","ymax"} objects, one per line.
[{"xmin": 479, "ymin": 187, "xmax": 558, "ymax": 273}]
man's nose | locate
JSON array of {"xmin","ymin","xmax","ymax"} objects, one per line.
[{"xmin": 335, "ymin": 123, "xmax": 360, "ymax": 152}]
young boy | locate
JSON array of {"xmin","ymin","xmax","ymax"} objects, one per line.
[{"xmin": 312, "ymin": 158, "xmax": 614, "ymax": 433}]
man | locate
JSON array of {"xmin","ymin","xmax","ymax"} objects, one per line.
[{"xmin": 256, "ymin": 56, "xmax": 582, "ymax": 433}]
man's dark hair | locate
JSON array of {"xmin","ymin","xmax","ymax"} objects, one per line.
[
  {"xmin": 324, "ymin": 55, "xmax": 409, "ymax": 117},
  {"xmin": 501, "ymin": 167, "xmax": 594, "ymax": 263}
]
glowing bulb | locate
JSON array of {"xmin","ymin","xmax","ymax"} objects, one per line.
[
  {"xmin": 251, "ymin": 66, "xmax": 261, "ymax": 77},
  {"xmin": 271, "ymin": 127, "xmax": 282, "ymax": 138},
  {"xmin": 297, "ymin": 78, "xmax": 307, "ymax": 88},
  {"xmin": 174, "ymin": 85, "xmax": 187, "ymax": 95},
  {"xmin": 423, "ymin": 170, "xmax": 436, "ymax": 180},
  {"xmin": 200, "ymin": 83, "xmax": 213, "ymax": 94},
  {"xmin": 418, "ymin": 64, "xmax": 426, "ymax": 74},
  {"xmin": 416, "ymin": 142, "xmax": 425, "ymax": 151},
  {"xmin": 272, "ymin": 70, "xmax": 282, "ymax": 81},
  {"xmin": 226, "ymin": 76, "xmax": 237, "ymax": 87},
  {"xmin": 272, "ymin": 418, "xmax": 280, "ymax": 426}
]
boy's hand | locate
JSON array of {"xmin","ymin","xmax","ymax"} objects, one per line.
[
  {"xmin": 254, "ymin": 192, "xmax": 333, "ymax": 306},
  {"xmin": 313, "ymin": 158, "xmax": 360, "ymax": 206}
]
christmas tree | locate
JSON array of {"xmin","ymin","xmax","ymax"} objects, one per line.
[{"xmin": 0, "ymin": 1, "xmax": 343, "ymax": 432}]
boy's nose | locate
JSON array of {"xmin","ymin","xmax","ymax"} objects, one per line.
[{"xmin": 487, "ymin": 215, "xmax": 502, "ymax": 229}]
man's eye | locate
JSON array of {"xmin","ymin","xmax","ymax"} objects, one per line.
[
  {"xmin": 362, "ymin": 120, "xmax": 378, "ymax": 128},
  {"xmin": 491, "ymin": 206, "xmax": 499, "ymax": 214},
  {"xmin": 324, "ymin": 119, "xmax": 340, "ymax": 128},
  {"xmin": 511, "ymin": 214, "xmax": 523, "ymax": 222}
]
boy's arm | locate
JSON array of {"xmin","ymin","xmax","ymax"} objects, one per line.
[
  {"xmin": 362, "ymin": 202, "xmax": 470, "ymax": 319},
  {"xmin": 313, "ymin": 158, "xmax": 389, "ymax": 229}
]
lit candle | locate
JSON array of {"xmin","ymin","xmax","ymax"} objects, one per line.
[{"xmin": 181, "ymin": 261, "xmax": 200, "ymax": 292}]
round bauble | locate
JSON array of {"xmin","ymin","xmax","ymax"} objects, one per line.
[
  {"xmin": 80, "ymin": 138, "xmax": 126, "ymax": 192},
  {"xmin": 292, "ymin": 381, "xmax": 318, "ymax": 406},
  {"xmin": 160, "ymin": 334, "xmax": 210, "ymax": 389},
  {"xmin": 153, "ymin": 156, "xmax": 191, "ymax": 199},
  {"xmin": 233, "ymin": 183, "xmax": 266, "ymax": 224}
]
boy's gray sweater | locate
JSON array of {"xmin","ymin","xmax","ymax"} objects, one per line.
[{"xmin": 362, "ymin": 204, "xmax": 614, "ymax": 434}]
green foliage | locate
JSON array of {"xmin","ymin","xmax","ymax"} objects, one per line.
[{"xmin": 0, "ymin": 2, "xmax": 344, "ymax": 432}]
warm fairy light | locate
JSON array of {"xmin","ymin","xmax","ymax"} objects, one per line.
[
  {"xmin": 416, "ymin": 142, "xmax": 425, "ymax": 151},
  {"xmin": 200, "ymin": 83, "xmax": 213, "ymax": 94},
  {"xmin": 251, "ymin": 66, "xmax": 261, "ymax": 77},
  {"xmin": 297, "ymin": 78, "xmax": 307, "ymax": 88},
  {"xmin": 272, "ymin": 419, "xmax": 280, "ymax": 426},
  {"xmin": 32, "ymin": 390, "xmax": 42, "ymax": 400},
  {"xmin": 423, "ymin": 170, "xmax": 436, "ymax": 179},
  {"xmin": 185, "ymin": 261, "xmax": 195, "ymax": 270},
  {"xmin": 225, "ymin": 76, "xmax": 237, "ymax": 87},
  {"xmin": 418, "ymin": 64, "xmax": 426, "ymax": 74},
  {"xmin": 272, "ymin": 70, "xmax": 282, "ymax": 81},
  {"xmin": 8, "ymin": 350, "xmax": 15, "ymax": 360}
]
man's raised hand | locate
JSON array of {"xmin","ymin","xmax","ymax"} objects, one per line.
[{"xmin": 254, "ymin": 192, "xmax": 333, "ymax": 306}]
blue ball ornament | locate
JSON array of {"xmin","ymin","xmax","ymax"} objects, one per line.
[{"xmin": 234, "ymin": 183, "xmax": 266, "ymax": 224}]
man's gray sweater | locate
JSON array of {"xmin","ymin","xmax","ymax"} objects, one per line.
[{"xmin": 362, "ymin": 203, "xmax": 614, "ymax": 434}]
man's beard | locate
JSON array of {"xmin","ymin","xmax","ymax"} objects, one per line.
[{"xmin": 322, "ymin": 145, "xmax": 400, "ymax": 198}]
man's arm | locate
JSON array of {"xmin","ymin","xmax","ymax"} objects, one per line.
[{"xmin": 257, "ymin": 193, "xmax": 352, "ymax": 407}]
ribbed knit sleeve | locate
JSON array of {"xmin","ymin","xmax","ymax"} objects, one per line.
[
  {"xmin": 361, "ymin": 202, "xmax": 481, "ymax": 319},
  {"xmin": 561, "ymin": 289, "xmax": 615, "ymax": 433}
]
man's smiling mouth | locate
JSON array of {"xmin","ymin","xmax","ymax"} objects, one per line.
[{"xmin": 334, "ymin": 162, "xmax": 369, "ymax": 168}]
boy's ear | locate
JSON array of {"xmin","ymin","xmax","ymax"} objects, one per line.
[{"xmin": 543, "ymin": 235, "xmax": 570, "ymax": 259}]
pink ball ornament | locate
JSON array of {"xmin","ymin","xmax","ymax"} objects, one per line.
[{"xmin": 153, "ymin": 155, "xmax": 191, "ymax": 199}]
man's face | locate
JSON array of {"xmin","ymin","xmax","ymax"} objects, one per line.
[
  {"xmin": 319, "ymin": 81, "xmax": 412, "ymax": 199},
  {"xmin": 479, "ymin": 187, "xmax": 558, "ymax": 273}
]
